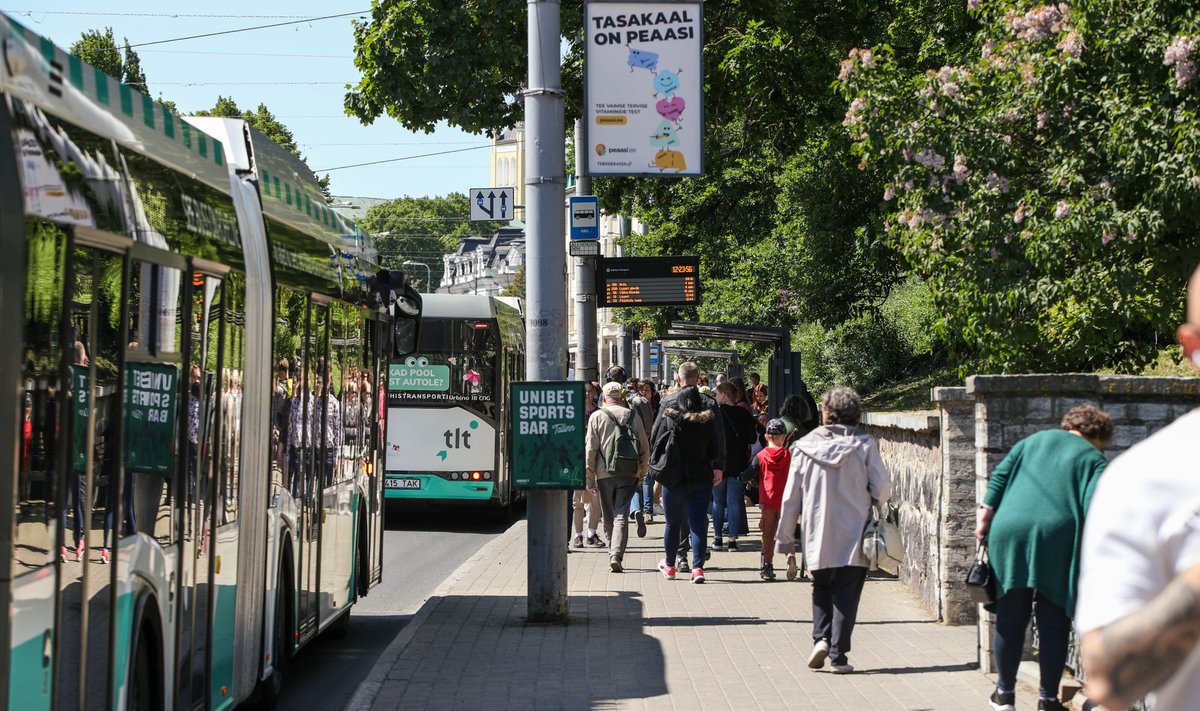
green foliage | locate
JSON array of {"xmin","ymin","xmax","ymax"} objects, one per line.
[
  {"xmin": 360, "ymin": 193, "xmax": 500, "ymax": 289},
  {"xmin": 840, "ymin": 0, "xmax": 1200, "ymax": 373},
  {"xmin": 345, "ymin": 0, "xmax": 536, "ymax": 134},
  {"xmin": 71, "ymin": 28, "xmax": 150, "ymax": 92},
  {"xmin": 500, "ymin": 264, "xmax": 525, "ymax": 300},
  {"xmin": 797, "ymin": 314, "xmax": 910, "ymax": 397}
]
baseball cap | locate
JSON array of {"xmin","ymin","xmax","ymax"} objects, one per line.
[
  {"xmin": 602, "ymin": 381, "xmax": 625, "ymax": 398},
  {"xmin": 765, "ymin": 418, "xmax": 787, "ymax": 435}
]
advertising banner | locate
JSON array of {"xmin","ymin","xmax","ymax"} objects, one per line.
[
  {"xmin": 585, "ymin": 2, "xmax": 703, "ymax": 176},
  {"xmin": 385, "ymin": 406, "xmax": 497, "ymax": 473},
  {"xmin": 511, "ymin": 382, "xmax": 586, "ymax": 489}
]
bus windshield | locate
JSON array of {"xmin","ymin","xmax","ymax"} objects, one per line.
[{"xmin": 390, "ymin": 317, "xmax": 498, "ymax": 401}]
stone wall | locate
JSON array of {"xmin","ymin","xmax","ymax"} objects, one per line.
[
  {"xmin": 967, "ymin": 374, "xmax": 1200, "ymax": 672},
  {"xmin": 860, "ymin": 374, "xmax": 1200, "ymax": 640},
  {"xmin": 859, "ymin": 412, "xmax": 943, "ymax": 619}
]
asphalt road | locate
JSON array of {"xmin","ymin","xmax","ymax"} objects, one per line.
[{"xmin": 272, "ymin": 505, "xmax": 516, "ymax": 711}]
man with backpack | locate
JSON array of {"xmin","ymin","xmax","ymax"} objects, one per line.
[
  {"xmin": 649, "ymin": 361, "xmax": 725, "ymax": 584},
  {"xmin": 604, "ymin": 365, "xmax": 655, "ymax": 536},
  {"xmin": 585, "ymin": 381, "xmax": 650, "ymax": 572}
]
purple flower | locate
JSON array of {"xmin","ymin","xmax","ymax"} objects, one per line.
[
  {"xmin": 985, "ymin": 172, "xmax": 1010, "ymax": 193},
  {"xmin": 1058, "ymin": 31, "xmax": 1084, "ymax": 58},
  {"xmin": 1101, "ymin": 230, "xmax": 1115, "ymax": 245},
  {"xmin": 913, "ymin": 149, "xmax": 945, "ymax": 171},
  {"xmin": 1164, "ymin": 36, "xmax": 1197, "ymax": 87},
  {"xmin": 883, "ymin": 184, "xmax": 896, "ymax": 200},
  {"xmin": 1054, "ymin": 200, "xmax": 1072, "ymax": 219},
  {"xmin": 968, "ymin": 0, "xmax": 980, "ymax": 9},
  {"xmin": 843, "ymin": 97, "xmax": 866, "ymax": 126},
  {"xmin": 1013, "ymin": 204, "xmax": 1027, "ymax": 224}
]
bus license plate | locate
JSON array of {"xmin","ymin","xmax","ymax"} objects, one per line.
[{"xmin": 386, "ymin": 477, "xmax": 422, "ymax": 490}]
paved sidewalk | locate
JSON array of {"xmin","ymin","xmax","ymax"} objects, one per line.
[{"xmin": 351, "ymin": 510, "xmax": 1039, "ymax": 710}]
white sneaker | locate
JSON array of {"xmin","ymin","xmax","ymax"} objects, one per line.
[
  {"xmin": 830, "ymin": 662, "xmax": 854, "ymax": 674},
  {"xmin": 807, "ymin": 639, "xmax": 829, "ymax": 669}
]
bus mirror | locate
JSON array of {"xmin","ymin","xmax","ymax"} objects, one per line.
[{"xmin": 392, "ymin": 282, "xmax": 422, "ymax": 357}]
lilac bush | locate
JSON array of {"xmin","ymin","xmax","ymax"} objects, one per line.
[{"xmin": 839, "ymin": 0, "xmax": 1200, "ymax": 372}]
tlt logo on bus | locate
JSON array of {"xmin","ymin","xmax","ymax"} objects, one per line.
[{"xmin": 436, "ymin": 420, "xmax": 479, "ymax": 460}]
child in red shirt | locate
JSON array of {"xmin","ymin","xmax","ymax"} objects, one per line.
[{"xmin": 741, "ymin": 418, "xmax": 792, "ymax": 581}]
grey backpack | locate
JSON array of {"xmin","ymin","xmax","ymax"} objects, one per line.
[{"xmin": 600, "ymin": 407, "xmax": 641, "ymax": 476}]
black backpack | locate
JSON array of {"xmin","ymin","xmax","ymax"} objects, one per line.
[
  {"xmin": 600, "ymin": 407, "xmax": 642, "ymax": 477},
  {"xmin": 648, "ymin": 412, "xmax": 685, "ymax": 486},
  {"xmin": 649, "ymin": 389, "xmax": 712, "ymax": 487}
]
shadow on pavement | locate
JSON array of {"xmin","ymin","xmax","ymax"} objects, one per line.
[
  {"xmin": 382, "ymin": 591, "xmax": 667, "ymax": 708},
  {"xmin": 276, "ymin": 614, "xmax": 412, "ymax": 711},
  {"xmin": 383, "ymin": 500, "xmax": 527, "ymax": 534}
]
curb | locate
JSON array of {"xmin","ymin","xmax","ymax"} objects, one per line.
[{"xmin": 344, "ymin": 519, "xmax": 527, "ymax": 711}]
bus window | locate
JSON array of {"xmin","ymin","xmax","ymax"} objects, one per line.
[{"xmin": 125, "ymin": 261, "xmax": 184, "ymax": 546}]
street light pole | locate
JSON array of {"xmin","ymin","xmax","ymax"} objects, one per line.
[{"xmin": 402, "ymin": 260, "xmax": 432, "ymax": 291}]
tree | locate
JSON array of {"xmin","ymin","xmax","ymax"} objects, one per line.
[
  {"xmin": 359, "ymin": 193, "xmax": 505, "ymax": 289},
  {"xmin": 501, "ymin": 264, "xmax": 526, "ymax": 300},
  {"xmin": 194, "ymin": 96, "xmax": 331, "ymax": 198},
  {"xmin": 840, "ymin": 0, "xmax": 1200, "ymax": 373},
  {"xmin": 71, "ymin": 28, "xmax": 176, "ymax": 112},
  {"xmin": 345, "ymin": 2, "xmax": 974, "ymax": 380}
]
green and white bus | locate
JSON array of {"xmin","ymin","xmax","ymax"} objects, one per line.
[
  {"xmin": 0, "ymin": 17, "xmax": 420, "ymax": 710},
  {"xmin": 384, "ymin": 294, "xmax": 525, "ymax": 509}
]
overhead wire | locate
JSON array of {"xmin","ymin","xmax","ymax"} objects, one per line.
[
  {"xmin": 128, "ymin": 10, "xmax": 370, "ymax": 48},
  {"xmin": 315, "ymin": 145, "xmax": 493, "ymax": 173}
]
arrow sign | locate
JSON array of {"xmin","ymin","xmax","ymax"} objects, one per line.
[{"xmin": 469, "ymin": 186, "xmax": 516, "ymax": 222}]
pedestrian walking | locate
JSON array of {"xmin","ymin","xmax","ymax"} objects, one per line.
[
  {"xmin": 740, "ymin": 418, "xmax": 792, "ymax": 580},
  {"xmin": 975, "ymin": 405, "xmax": 1112, "ymax": 711},
  {"xmin": 631, "ymin": 379, "xmax": 660, "ymax": 528},
  {"xmin": 776, "ymin": 387, "xmax": 892, "ymax": 673},
  {"xmin": 585, "ymin": 382, "xmax": 650, "ymax": 572},
  {"xmin": 712, "ymin": 381, "xmax": 757, "ymax": 551},
  {"xmin": 1076, "ymin": 262, "xmax": 1200, "ymax": 711},
  {"xmin": 650, "ymin": 361, "xmax": 725, "ymax": 583}
]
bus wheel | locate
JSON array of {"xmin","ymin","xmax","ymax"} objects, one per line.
[
  {"xmin": 254, "ymin": 560, "xmax": 291, "ymax": 709},
  {"xmin": 128, "ymin": 624, "xmax": 160, "ymax": 711}
]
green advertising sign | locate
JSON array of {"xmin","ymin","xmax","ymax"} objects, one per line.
[
  {"xmin": 71, "ymin": 364, "xmax": 89, "ymax": 470},
  {"xmin": 388, "ymin": 362, "xmax": 451, "ymax": 392},
  {"xmin": 124, "ymin": 362, "xmax": 179, "ymax": 474},
  {"xmin": 511, "ymin": 381, "xmax": 586, "ymax": 490}
]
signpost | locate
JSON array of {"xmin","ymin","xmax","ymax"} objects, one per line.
[
  {"xmin": 511, "ymin": 381, "xmax": 585, "ymax": 490},
  {"xmin": 569, "ymin": 196, "xmax": 599, "ymax": 239},
  {"xmin": 596, "ymin": 255, "xmax": 701, "ymax": 307},
  {"xmin": 469, "ymin": 186, "xmax": 516, "ymax": 221}
]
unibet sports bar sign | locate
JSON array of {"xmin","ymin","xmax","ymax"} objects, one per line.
[{"xmin": 510, "ymin": 382, "xmax": 585, "ymax": 489}]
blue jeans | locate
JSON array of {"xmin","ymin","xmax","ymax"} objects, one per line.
[
  {"xmin": 993, "ymin": 588, "xmax": 1071, "ymax": 699},
  {"xmin": 662, "ymin": 480, "xmax": 711, "ymax": 570},
  {"xmin": 711, "ymin": 477, "xmax": 744, "ymax": 539},
  {"xmin": 630, "ymin": 471, "xmax": 655, "ymax": 515}
]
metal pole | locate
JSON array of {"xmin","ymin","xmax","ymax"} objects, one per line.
[
  {"xmin": 572, "ymin": 118, "xmax": 596, "ymax": 385},
  {"xmin": 525, "ymin": 0, "xmax": 567, "ymax": 623},
  {"xmin": 638, "ymin": 338, "xmax": 651, "ymax": 380}
]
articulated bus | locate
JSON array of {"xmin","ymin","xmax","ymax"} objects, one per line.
[
  {"xmin": 0, "ymin": 18, "xmax": 420, "ymax": 710},
  {"xmin": 384, "ymin": 294, "xmax": 525, "ymax": 510}
]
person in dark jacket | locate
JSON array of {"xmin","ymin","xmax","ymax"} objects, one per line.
[
  {"xmin": 712, "ymin": 381, "xmax": 757, "ymax": 551},
  {"xmin": 650, "ymin": 361, "xmax": 725, "ymax": 583}
]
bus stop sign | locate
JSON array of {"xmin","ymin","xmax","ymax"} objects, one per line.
[{"xmin": 511, "ymin": 381, "xmax": 586, "ymax": 489}]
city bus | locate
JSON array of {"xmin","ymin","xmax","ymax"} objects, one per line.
[
  {"xmin": 384, "ymin": 294, "xmax": 525, "ymax": 510},
  {"xmin": 0, "ymin": 17, "xmax": 420, "ymax": 710}
]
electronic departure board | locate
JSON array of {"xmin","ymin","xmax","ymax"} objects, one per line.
[{"xmin": 596, "ymin": 256, "xmax": 701, "ymax": 308}]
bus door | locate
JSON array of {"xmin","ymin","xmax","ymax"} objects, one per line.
[
  {"xmin": 47, "ymin": 229, "xmax": 127, "ymax": 711},
  {"xmin": 297, "ymin": 299, "xmax": 330, "ymax": 639},
  {"xmin": 177, "ymin": 266, "xmax": 226, "ymax": 710}
]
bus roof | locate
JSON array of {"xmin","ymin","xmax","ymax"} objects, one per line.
[{"xmin": 419, "ymin": 294, "xmax": 520, "ymax": 320}]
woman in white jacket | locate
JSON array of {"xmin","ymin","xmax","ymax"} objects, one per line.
[{"xmin": 776, "ymin": 386, "xmax": 892, "ymax": 674}]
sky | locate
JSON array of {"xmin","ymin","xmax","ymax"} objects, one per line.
[{"xmin": 11, "ymin": 2, "xmax": 495, "ymax": 200}]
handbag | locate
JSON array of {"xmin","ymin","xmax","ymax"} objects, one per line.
[
  {"xmin": 862, "ymin": 503, "xmax": 904, "ymax": 574},
  {"xmin": 965, "ymin": 543, "xmax": 996, "ymax": 605}
]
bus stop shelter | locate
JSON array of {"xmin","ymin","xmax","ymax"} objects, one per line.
[{"xmin": 659, "ymin": 321, "xmax": 802, "ymax": 418}]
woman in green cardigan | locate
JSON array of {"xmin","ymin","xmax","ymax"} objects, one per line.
[{"xmin": 975, "ymin": 405, "xmax": 1113, "ymax": 711}]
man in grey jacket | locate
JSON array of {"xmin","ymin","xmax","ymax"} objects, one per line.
[
  {"xmin": 776, "ymin": 386, "xmax": 892, "ymax": 674},
  {"xmin": 586, "ymin": 381, "xmax": 650, "ymax": 572}
]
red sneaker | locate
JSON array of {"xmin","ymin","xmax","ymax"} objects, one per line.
[
  {"xmin": 59, "ymin": 546, "xmax": 69, "ymax": 563},
  {"xmin": 99, "ymin": 548, "xmax": 110, "ymax": 565},
  {"xmin": 657, "ymin": 559, "xmax": 676, "ymax": 580},
  {"xmin": 74, "ymin": 542, "xmax": 85, "ymax": 562},
  {"xmin": 691, "ymin": 567, "xmax": 706, "ymax": 584}
]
